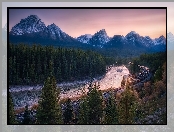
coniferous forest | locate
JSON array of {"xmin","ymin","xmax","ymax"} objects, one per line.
[
  {"xmin": 8, "ymin": 43, "xmax": 166, "ymax": 125},
  {"xmin": 9, "ymin": 43, "xmax": 117, "ymax": 85}
]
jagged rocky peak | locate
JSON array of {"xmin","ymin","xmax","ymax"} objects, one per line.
[
  {"xmin": 125, "ymin": 31, "xmax": 140, "ymax": 41},
  {"xmin": 110, "ymin": 35, "xmax": 125, "ymax": 42},
  {"xmin": 153, "ymin": 35, "xmax": 166, "ymax": 45},
  {"xmin": 47, "ymin": 23, "xmax": 69, "ymax": 39},
  {"xmin": 158, "ymin": 35, "xmax": 166, "ymax": 44},
  {"xmin": 76, "ymin": 34, "xmax": 92, "ymax": 44},
  {"xmin": 125, "ymin": 31, "xmax": 140, "ymax": 38},
  {"xmin": 93, "ymin": 29, "xmax": 110, "ymax": 44},
  {"xmin": 159, "ymin": 35, "xmax": 165, "ymax": 39},
  {"xmin": 145, "ymin": 36, "xmax": 151, "ymax": 39},
  {"xmin": 10, "ymin": 15, "xmax": 46, "ymax": 35},
  {"xmin": 47, "ymin": 23, "xmax": 61, "ymax": 31},
  {"xmin": 26, "ymin": 15, "xmax": 40, "ymax": 21},
  {"xmin": 98, "ymin": 29, "xmax": 109, "ymax": 36},
  {"xmin": 48, "ymin": 23, "xmax": 59, "ymax": 28},
  {"xmin": 129, "ymin": 31, "xmax": 137, "ymax": 34},
  {"xmin": 98, "ymin": 29, "xmax": 106, "ymax": 33},
  {"xmin": 85, "ymin": 34, "xmax": 92, "ymax": 38},
  {"xmin": 77, "ymin": 29, "xmax": 110, "ymax": 45}
]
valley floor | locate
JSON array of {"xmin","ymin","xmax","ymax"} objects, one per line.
[{"xmin": 9, "ymin": 65, "xmax": 129, "ymax": 109}]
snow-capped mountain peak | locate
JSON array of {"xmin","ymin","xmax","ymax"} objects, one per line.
[
  {"xmin": 129, "ymin": 31, "xmax": 137, "ymax": 35},
  {"xmin": 47, "ymin": 23, "xmax": 68, "ymax": 40},
  {"xmin": 125, "ymin": 31, "xmax": 139, "ymax": 38},
  {"xmin": 98, "ymin": 29, "xmax": 106, "ymax": 33},
  {"xmin": 93, "ymin": 29, "xmax": 110, "ymax": 44},
  {"xmin": 10, "ymin": 15, "xmax": 46, "ymax": 35},
  {"xmin": 125, "ymin": 31, "xmax": 140, "ymax": 45},
  {"xmin": 153, "ymin": 35, "xmax": 166, "ymax": 45},
  {"xmin": 76, "ymin": 34, "xmax": 92, "ymax": 44},
  {"xmin": 85, "ymin": 34, "xmax": 92, "ymax": 38},
  {"xmin": 27, "ymin": 15, "xmax": 40, "ymax": 20},
  {"xmin": 9, "ymin": 15, "xmax": 76, "ymax": 43},
  {"xmin": 145, "ymin": 36, "xmax": 151, "ymax": 39},
  {"xmin": 47, "ymin": 23, "xmax": 61, "ymax": 34},
  {"xmin": 77, "ymin": 29, "xmax": 110, "ymax": 45},
  {"xmin": 9, "ymin": 14, "xmax": 166, "ymax": 52},
  {"xmin": 159, "ymin": 35, "xmax": 165, "ymax": 40}
]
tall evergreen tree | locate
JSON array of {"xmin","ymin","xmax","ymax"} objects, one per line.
[
  {"xmin": 87, "ymin": 83, "xmax": 103, "ymax": 124},
  {"xmin": 78, "ymin": 83, "xmax": 103, "ymax": 124},
  {"xmin": 117, "ymin": 84, "xmax": 138, "ymax": 124},
  {"xmin": 36, "ymin": 76, "xmax": 62, "ymax": 124},
  {"xmin": 78, "ymin": 98, "xmax": 90, "ymax": 124},
  {"xmin": 104, "ymin": 94, "xmax": 118, "ymax": 124}
]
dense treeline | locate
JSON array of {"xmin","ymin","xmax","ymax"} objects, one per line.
[
  {"xmin": 127, "ymin": 52, "xmax": 166, "ymax": 124},
  {"xmin": 8, "ymin": 44, "xmax": 166, "ymax": 125},
  {"xmin": 129, "ymin": 52, "xmax": 166, "ymax": 75},
  {"xmin": 9, "ymin": 43, "xmax": 116, "ymax": 85},
  {"xmin": 9, "ymin": 60, "xmax": 166, "ymax": 124}
]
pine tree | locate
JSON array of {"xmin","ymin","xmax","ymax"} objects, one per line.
[
  {"xmin": 78, "ymin": 98, "xmax": 90, "ymax": 124},
  {"xmin": 117, "ymin": 84, "xmax": 138, "ymax": 124},
  {"xmin": 36, "ymin": 76, "xmax": 62, "ymax": 124},
  {"xmin": 87, "ymin": 83, "xmax": 103, "ymax": 124},
  {"xmin": 104, "ymin": 94, "xmax": 118, "ymax": 124},
  {"xmin": 78, "ymin": 83, "xmax": 103, "ymax": 124},
  {"xmin": 8, "ymin": 93, "xmax": 16, "ymax": 124}
]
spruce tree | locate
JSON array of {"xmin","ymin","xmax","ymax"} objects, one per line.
[
  {"xmin": 104, "ymin": 94, "xmax": 118, "ymax": 124},
  {"xmin": 87, "ymin": 83, "xmax": 103, "ymax": 124},
  {"xmin": 78, "ymin": 83, "xmax": 103, "ymax": 124},
  {"xmin": 36, "ymin": 76, "xmax": 62, "ymax": 124},
  {"xmin": 117, "ymin": 84, "xmax": 138, "ymax": 124},
  {"xmin": 78, "ymin": 98, "xmax": 90, "ymax": 124}
]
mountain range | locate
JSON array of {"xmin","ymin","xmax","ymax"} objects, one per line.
[{"xmin": 8, "ymin": 15, "xmax": 168, "ymax": 57}]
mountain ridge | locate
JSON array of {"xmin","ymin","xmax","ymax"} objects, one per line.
[{"xmin": 9, "ymin": 15, "xmax": 167, "ymax": 56}]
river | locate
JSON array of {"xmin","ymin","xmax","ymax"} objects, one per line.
[{"xmin": 8, "ymin": 65, "xmax": 130, "ymax": 109}]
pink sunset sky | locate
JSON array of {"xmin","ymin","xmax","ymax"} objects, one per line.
[{"xmin": 9, "ymin": 9, "xmax": 166, "ymax": 39}]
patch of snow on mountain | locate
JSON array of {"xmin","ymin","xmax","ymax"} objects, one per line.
[
  {"xmin": 77, "ymin": 34, "xmax": 92, "ymax": 43},
  {"xmin": 97, "ymin": 29, "xmax": 110, "ymax": 44},
  {"xmin": 10, "ymin": 15, "xmax": 46, "ymax": 35},
  {"xmin": 153, "ymin": 35, "xmax": 166, "ymax": 45},
  {"xmin": 47, "ymin": 23, "xmax": 67, "ymax": 39}
]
